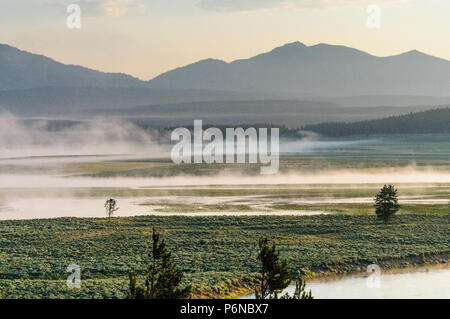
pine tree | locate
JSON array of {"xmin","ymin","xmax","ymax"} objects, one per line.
[
  {"xmin": 128, "ymin": 227, "xmax": 191, "ymax": 299},
  {"xmin": 374, "ymin": 184, "xmax": 400, "ymax": 223},
  {"xmin": 127, "ymin": 272, "xmax": 146, "ymax": 299},
  {"xmin": 255, "ymin": 237, "xmax": 291, "ymax": 299}
]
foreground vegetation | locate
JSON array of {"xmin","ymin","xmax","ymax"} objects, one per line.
[
  {"xmin": 128, "ymin": 227, "xmax": 191, "ymax": 299},
  {"xmin": 0, "ymin": 213, "xmax": 448, "ymax": 298}
]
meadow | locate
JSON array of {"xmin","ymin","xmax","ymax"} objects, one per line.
[
  {"xmin": 0, "ymin": 133, "xmax": 448, "ymax": 298},
  {"xmin": 0, "ymin": 213, "xmax": 448, "ymax": 298}
]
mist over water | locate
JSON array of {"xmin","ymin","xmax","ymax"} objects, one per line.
[
  {"xmin": 0, "ymin": 114, "xmax": 448, "ymax": 220},
  {"xmin": 0, "ymin": 169, "xmax": 448, "ymax": 220},
  {"xmin": 0, "ymin": 169, "xmax": 450, "ymax": 189},
  {"xmin": 0, "ymin": 113, "xmax": 378, "ymax": 160}
]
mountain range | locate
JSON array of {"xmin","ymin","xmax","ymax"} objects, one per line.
[
  {"xmin": 1, "ymin": 42, "xmax": 450, "ymax": 116},
  {"xmin": 149, "ymin": 41, "xmax": 450, "ymax": 97}
]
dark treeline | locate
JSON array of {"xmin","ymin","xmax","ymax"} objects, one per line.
[
  {"xmin": 154, "ymin": 123, "xmax": 303, "ymax": 144},
  {"xmin": 15, "ymin": 119, "xmax": 303, "ymax": 142},
  {"xmin": 303, "ymin": 107, "xmax": 450, "ymax": 137},
  {"xmin": 168, "ymin": 123, "xmax": 302, "ymax": 138}
]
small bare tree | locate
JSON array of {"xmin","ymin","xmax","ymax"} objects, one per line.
[{"xmin": 104, "ymin": 198, "xmax": 119, "ymax": 218}]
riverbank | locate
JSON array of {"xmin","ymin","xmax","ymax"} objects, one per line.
[
  {"xmin": 213, "ymin": 254, "xmax": 450, "ymax": 299},
  {"xmin": 0, "ymin": 214, "xmax": 448, "ymax": 298},
  {"xmin": 240, "ymin": 262, "xmax": 450, "ymax": 299}
]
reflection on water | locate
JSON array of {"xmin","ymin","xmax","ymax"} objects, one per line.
[
  {"xmin": 0, "ymin": 196, "xmax": 330, "ymax": 220},
  {"xmin": 243, "ymin": 267, "xmax": 450, "ymax": 299},
  {"xmin": 0, "ymin": 173, "xmax": 447, "ymax": 220},
  {"xmin": 0, "ymin": 197, "xmax": 150, "ymax": 220}
]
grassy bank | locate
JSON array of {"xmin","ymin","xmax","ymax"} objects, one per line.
[{"xmin": 0, "ymin": 214, "xmax": 448, "ymax": 298}]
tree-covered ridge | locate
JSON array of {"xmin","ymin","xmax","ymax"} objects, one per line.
[{"xmin": 303, "ymin": 107, "xmax": 450, "ymax": 137}]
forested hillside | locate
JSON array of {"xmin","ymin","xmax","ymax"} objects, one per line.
[{"xmin": 303, "ymin": 108, "xmax": 450, "ymax": 136}]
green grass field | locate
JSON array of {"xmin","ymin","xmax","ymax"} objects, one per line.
[{"xmin": 0, "ymin": 213, "xmax": 448, "ymax": 298}]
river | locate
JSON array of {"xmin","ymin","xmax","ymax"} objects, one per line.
[{"xmin": 242, "ymin": 266, "xmax": 450, "ymax": 299}]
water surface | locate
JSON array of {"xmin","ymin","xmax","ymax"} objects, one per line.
[{"xmin": 243, "ymin": 266, "xmax": 450, "ymax": 299}]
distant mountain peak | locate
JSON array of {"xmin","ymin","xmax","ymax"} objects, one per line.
[
  {"xmin": 268, "ymin": 41, "xmax": 307, "ymax": 53},
  {"xmin": 388, "ymin": 49, "xmax": 448, "ymax": 62},
  {"xmin": 2, "ymin": 42, "xmax": 450, "ymax": 98},
  {"xmin": 149, "ymin": 41, "xmax": 450, "ymax": 96},
  {"xmin": 278, "ymin": 41, "xmax": 307, "ymax": 48},
  {"xmin": 402, "ymin": 49, "xmax": 428, "ymax": 57},
  {"xmin": 196, "ymin": 58, "xmax": 227, "ymax": 65}
]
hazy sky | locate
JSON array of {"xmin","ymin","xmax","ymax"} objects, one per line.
[{"xmin": 1, "ymin": 0, "xmax": 449, "ymax": 79}]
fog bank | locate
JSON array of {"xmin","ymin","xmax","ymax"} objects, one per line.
[
  {"xmin": 0, "ymin": 114, "xmax": 166, "ymax": 159},
  {"xmin": 0, "ymin": 167, "xmax": 449, "ymax": 189}
]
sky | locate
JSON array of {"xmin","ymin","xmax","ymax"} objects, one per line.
[{"xmin": 1, "ymin": 0, "xmax": 449, "ymax": 80}]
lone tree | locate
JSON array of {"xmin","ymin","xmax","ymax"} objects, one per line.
[
  {"xmin": 104, "ymin": 198, "xmax": 119, "ymax": 218},
  {"xmin": 128, "ymin": 227, "xmax": 191, "ymax": 299},
  {"xmin": 255, "ymin": 237, "xmax": 291, "ymax": 299},
  {"xmin": 374, "ymin": 184, "xmax": 400, "ymax": 223}
]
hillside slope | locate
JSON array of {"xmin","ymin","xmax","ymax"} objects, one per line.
[
  {"xmin": 0, "ymin": 44, "xmax": 144, "ymax": 90},
  {"xmin": 303, "ymin": 108, "xmax": 450, "ymax": 136}
]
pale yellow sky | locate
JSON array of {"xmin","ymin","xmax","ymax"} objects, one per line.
[{"xmin": 1, "ymin": 0, "xmax": 449, "ymax": 80}]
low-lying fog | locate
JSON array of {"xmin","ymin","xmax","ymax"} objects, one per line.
[
  {"xmin": 0, "ymin": 171, "xmax": 448, "ymax": 220},
  {"xmin": 1, "ymin": 169, "xmax": 450, "ymax": 188},
  {"xmin": 0, "ymin": 113, "xmax": 167, "ymax": 159},
  {"xmin": 0, "ymin": 114, "xmax": 448, "ymax": 220},
  {"xmin": 0, "ymin": 113, "xmax": 374, "ymax": 161}
]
